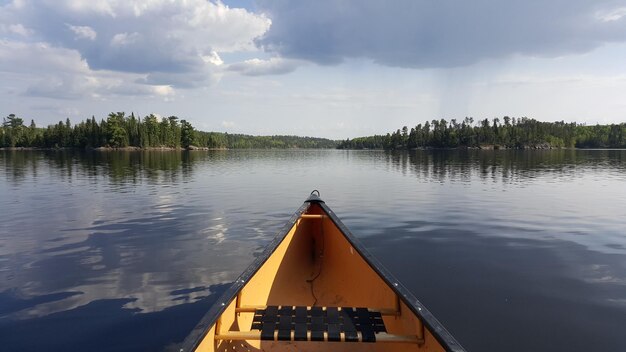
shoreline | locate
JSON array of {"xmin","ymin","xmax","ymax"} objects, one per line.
[
  {"xmin": 0, "ymin": 146, "xmax": 228, "ymax": 151},
  {"xmin": 2, "ymin": 146, "xmax": 624, "ymax": 151}
]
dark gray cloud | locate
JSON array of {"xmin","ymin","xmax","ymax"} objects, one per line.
[{"xmin": 255, "ymin": 0, "xmax": 626, "ymax": 68}]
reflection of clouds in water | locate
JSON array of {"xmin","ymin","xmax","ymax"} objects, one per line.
[
  {"xmin": 1, "ymin": 195, "xmax": 254, "ymax": 319},
  {"xmin": 202, "ymin": 218, "xmax": 227, "ymax": 244},
  {"xmin": 606, "ymin": 298, "xmax": 626, "ymax": 306},
  {"xmin": 10, "ymin": 268, "xmax": 236, "ymax": 319},
  {"xmin": 0, "ymin": 155, "xmax": 187, "ymax": 260},
  {"xmin": 248, "ymin": 226, "xmax": 271, "ymax": 241},
  {"xmin": 582, "ymin": 264, "xmax": 626, "ymax": 285},
  {"xmin": 114, "ymin": 271, "xmax": 232, "ymax": 313}
]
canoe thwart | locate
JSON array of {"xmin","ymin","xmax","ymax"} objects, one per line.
[
  {"xmin": 300, "ymin": 214, "xmax": 327, "ymax": 219},
  {"xmin": 235, "ymin": 305, "xmax": 399, "ymax": 316}
]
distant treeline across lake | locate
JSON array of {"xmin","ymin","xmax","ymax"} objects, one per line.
[
  {"xmin": 2, "ymin": 113, "xmax": 625, "ymax": 149},
  {"xmin": 0, "ymin": 113, "xmax": 337, "ymax": 149},
  {"xmin": 339, "ymin": 117, "xmax": 626, "ymax": 149}
]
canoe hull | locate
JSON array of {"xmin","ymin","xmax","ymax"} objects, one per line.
[{"xmin": 181, "ymin": 197, "xmax": 465, "ymax": 352}]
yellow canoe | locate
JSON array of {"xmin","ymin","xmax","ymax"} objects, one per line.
[{"xmin": 181, "ymin": 192, "xmax": 465, "ymax": 352}]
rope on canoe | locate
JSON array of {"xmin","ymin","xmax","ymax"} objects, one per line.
[{"xmin": 306, "ymin": 213, "xmax": 324, "ymax": 306}]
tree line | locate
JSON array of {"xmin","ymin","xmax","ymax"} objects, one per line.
[
  {"xmin": 5, "ymin": 114, "xmax": 624, "ymax": 150},
  {"xmin": 0, "ymin": 113, "xmax": 337, "ymax": 149},
  {"xmin": 337, "ymin": 117, "xmax": 626, "ymax": 149},
  {"xmin": 195, "ymin": 131, "xmax": 337, "ymax": 149}
]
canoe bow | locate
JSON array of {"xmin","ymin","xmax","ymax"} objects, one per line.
[{"xmin": 181, "ymin": 192, "xmax": 466, "ymax": 352}]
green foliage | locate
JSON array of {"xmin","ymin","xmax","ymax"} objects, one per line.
[
  {"xmin": 338, "ymin": 117, "xmax": 626, "ymax": 150},
  {"xmin": 194, "ymin": 131, "xmax": 337, "ymax": 149},
  {"xmin": 180, "ymin": 120, "xmax": 195, "ymax": 147},
  {"xmin": 1, "ymin": 114, "xmax": 44, "ymax": 147},
  {"xmin": 107, "ymin": 112, "xmax": 129, "ymax": 147},
  {"xmin": 1, "ymin": 113, "xmax": 338, "ymax": 149},
  {"xmin": 7, "ymin": 112, "xmax": 623, "ymax": 151}
]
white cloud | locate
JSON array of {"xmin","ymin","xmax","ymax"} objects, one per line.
[
  {"xmin": 53, "ymin": 0, "xmax": 116, "ymax": 17},
  {"xmin": 221, "ymin": 120, "xmax": 235, "ymax": 128},
  {"xmin": 0, "ymin": 0, "xmax": 271, "ymax": 89},
  {"xmin": 203, "ymin": 51, "xmax": 223, "ymax": 66},
  {"xmin": 3, "ymin": 0, "xmax": 27, "ymax": 10},
  {"xmin": 151, "ymin": 85, "xmax": 174, "ymax": 97},
  {"xmin": 66, "ymin": 24, "xmax": 97, "ymax": 40},
  {"xmin": 110, "ymin": 32, "xmax": 140, "ymax": 46},
  {"xmin": 0, "ymin": 40, "xmax": 90, "ymax": 74},
  {"xmin": 491, "ymin": 74, "xmax": 626, "ymax": 86},
  {"xmin": 139, "ymin": 70, "xmax": 220, "ymax": 89},
  {"xmin": 25, "ymin": 75, "xmax": 100, "ymax": 99},
  {"xmin": 228, "ymin": 57, "xmax": 299, "ymax": 76},
  {"xmin": 597, "ymin": 7, "xmax": 626, "ymax": 22},
  {"xmin": 7, "ymin": 23, "xmax": 32, "ymax": 36},
  {"xmin": 0, "ymin": 39, "xmax": 176, "ymax": 100}
]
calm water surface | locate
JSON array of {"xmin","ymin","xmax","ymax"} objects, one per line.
[{"xmin": 0, "ymin": 149, "xmax": 625, "ymax": 351}]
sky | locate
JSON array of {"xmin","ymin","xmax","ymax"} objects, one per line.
[{"xmin": 1, "ymin": 0, "xmax": 626, "ymax": 139}]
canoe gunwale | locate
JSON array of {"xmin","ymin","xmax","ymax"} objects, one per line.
[
  {"xmin": 318, "ymin": 201, "xmax": 466, "ymax": 352},
  {"xmin": 179, "ymin": 201, "xmax": 311, "ymax": 352}
]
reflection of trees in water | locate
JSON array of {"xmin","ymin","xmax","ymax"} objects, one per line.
[
  {"xmin": 3, "ymin": 149, "xmax": 626, "ymax": 187},
  {"xmin": 1, "ymin": 149, "xmax": 358, "ymax": 187},
  {"xmin": 1, "ymin": 150, "xmax": 43, "ymax": 185},
  {"xmin": 385, "ymin": 149, "xmax": 626, "ymax": 183},
  {"xmin": 0, "ymin": 150, "xmax": 231, "ymax": 186}
]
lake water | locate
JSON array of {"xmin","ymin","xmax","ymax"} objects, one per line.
[{"xmin": 1, "ymin": 149, "xmax": 625, "ymax": 352}]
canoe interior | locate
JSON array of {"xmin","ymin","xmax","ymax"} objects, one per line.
[{"xmin": 193, "ymin": 202, "xmax": 448, "ymax": 352}]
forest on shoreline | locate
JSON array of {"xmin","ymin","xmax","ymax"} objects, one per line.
[
  {"xmin": 338, "ymin": 117, "xmax": 626, "ymax": 150},
  {"xmin": 2, "ymin": 113, "xmax": 625, "ymax": 150},
  {"xmin": 0, "ymin": 113, "xmax": 336, "ymax": 149}
]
